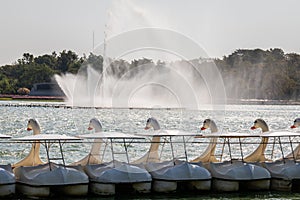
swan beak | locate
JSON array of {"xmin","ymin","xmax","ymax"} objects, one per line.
[
  {"xmin": 201, "ymin": 127, "xmax": 206, "ymax": 130},
  {"xmin": 144, "ymin": 127, "xmax": 150, "ymax": 130},
  {"xmin": 27, "ymin": 127, "xmax": 32, "ymax": 131},
  {"xmin": 88, "ymin": 127, "xmax": 93, "ymax": 130},
  {"xmin": 251, "ymin": 126, "xmax": 256, "ymax": 130},
  {"xmin": 291, "ymin": 125, "xmax": 296, "ymax": 129}
]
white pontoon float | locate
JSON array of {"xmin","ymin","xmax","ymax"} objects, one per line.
[
  {"xmin": 256, "ymin": 131, "xmax": 300, "ymax": 191},
  {"xmin": 13, "ymin": 134, "xmax": 89, "ymax": 198},
  {"xmin": 77, "ymin": 131, "xmax": 152, "ymax": 196},
  {"xmin": 136, "ymin": 130, "xmax": 211, "ymax": 193},
  {"xmin": 196, "ymin": 132, "xmax": 271, "ymax": 192},
  {"xmin": 0, "ymin": 134, "xmax": 15, "ymax": 197}
]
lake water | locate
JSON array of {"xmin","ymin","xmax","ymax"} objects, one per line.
[{"xmin": 1, "ymin": 101, "xmax": 300, "ymax": 199}]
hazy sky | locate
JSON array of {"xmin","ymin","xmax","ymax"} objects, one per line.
[{"xmin": 1, "ymin": 0, "xmax": 300, "ymax": 65}]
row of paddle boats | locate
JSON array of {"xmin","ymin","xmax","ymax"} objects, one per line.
[{"xmin": 0, "ymin": 117, "xmax": 300, "ymax": 198}]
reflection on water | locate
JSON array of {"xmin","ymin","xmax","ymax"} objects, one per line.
[
  {"xmin": 1, "ymin": 101, "xmax": 300, "ymax": 199},
  {"xmin": 20, "ymin": 191, "xmax": 300, "ymax": 200}
]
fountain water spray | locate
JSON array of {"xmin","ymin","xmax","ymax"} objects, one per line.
[{"xmin": 54, "ymin": 1, "xmax": 226, "ymax": 114}]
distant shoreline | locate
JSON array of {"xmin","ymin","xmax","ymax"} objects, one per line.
[
  {"xmin": 227, "ymin": 98, "xmax": 300, "ymax": 105},
  {"xmin": 0, "ymin": 95, "xmax": 300, "ymax": 106},
  {"xmin": 0, "ymin": 94, "xmax": 64, "ymax": 101}
]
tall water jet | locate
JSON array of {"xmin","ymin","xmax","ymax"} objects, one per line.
[{"xmin": 54, "ymin": 1, "xmax": 227, "ymax": 113}]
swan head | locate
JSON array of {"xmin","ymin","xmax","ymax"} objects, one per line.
[
  {"xmin": 201, "ymin": 119, "xmax": 218, "ymax": 133},
  {"xmin": 251, "ymin": 119, "xmax": 269, "ymax": 132},
  {"xmin": 27, "ymin": 119, "xmax": 40, "ymax": 134},
  {"xmin": 144, "ymin": 117, "xmax": 160, "ymax": 130},
  {"xmin": 291, "ymin": 118, "xmax": 300, "ymax": 129},
  {"xmin": 88, "ymin": 118, "xmax": 102, "ymax": 132}
]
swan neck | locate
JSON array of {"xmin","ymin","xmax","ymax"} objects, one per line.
[
  {"xmin": 33, "ymin": 127, "xmax": 41, "ymax": 135},
  {"xmin": 261, "ymin": 125, "xmax": 269, "ymax": 132},
  {"xmin": 153, "ymin": 124, "xmax": 160, "ymax": 130},
  {"xmin": 210, "ymin": 121, "xmax": 218, "ymax": 133},
  {"xmin": 94, "ymin": 127, "xmax": 102, "ymax": 132}
]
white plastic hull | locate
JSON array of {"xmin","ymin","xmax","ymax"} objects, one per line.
[
  {"xmin": 152, "ymin": 180, "xmax": 177, "ymax": 193},
  {"xmin": 153, "ymin": 180, "xmax": 211, "ymax": 193},
  {"xmin": 0, "ymin": 184, "xmax": 15, "ymax": 197},
  {"xmin": 187, "ymin": 180, "xmax": 211, "ymax": 191},
  {"xmin": 240, "ymin": 179, "xmax": 270, "ymax": 191},
  {"xmin": 212, "ymin": 179, "xmax": 270, "ymax": 192},
  {"xmin": 132, "ymin": 182, "xmax": 152, "ymax": 193},
  {"xmin": 16, "ymin": 183, "xmax": 88, "ymax": 198},
  {"xmin": 16, "ymin": 184, "xmax": 50, "ymax": 198},
  {"xmin": 269, "ymin": 178, "xmax": 300, "ymax": 192},
  {"xmin": 212, "ymin": 179, "xmax": 239, "ymax": 192},
  {"xmin": 53, "ymin": 184, "xmax": 88, "ymax": 196},
  {"xmin": 90, "ymin": 182, "xmax": 115, "ymax": 196},
  {"xmin": 270, "ymin": 178, "xmax": 292, "ymax": 191},
  {"xmin": 90, "ymin": 182, "xmax": 152, "ymax": 196}
]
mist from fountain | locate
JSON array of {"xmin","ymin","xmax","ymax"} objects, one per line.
[{"xmin": 54, "ymin": 0, "xmax": 227, "ymax": 111}]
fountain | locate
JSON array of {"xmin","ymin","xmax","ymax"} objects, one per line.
[{"xmin": 54, "ymin": 1, "xmax": 226, "ymax": 111}]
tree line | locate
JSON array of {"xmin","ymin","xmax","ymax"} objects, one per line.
[{"xmin": 0, "ymin": 48, "xmax": 299, "ymax": 100}]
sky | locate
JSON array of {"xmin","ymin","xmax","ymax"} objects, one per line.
[{"xmin": 1, "ymin": 0, "xmax": 300, "ymax": 65}]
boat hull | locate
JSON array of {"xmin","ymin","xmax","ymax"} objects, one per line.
[
  {"xmin": 148, "ymin": 161, "xmax": 211, "ymax": 193},
  {"xmin": 86, "ymin": 162, "xmax": 152, "ymax": 195},
  {"xmin": 0, "ymin": 183, "xmax": 15, "ymax": 197},
  {"xmin": 14, "ymin": 163, "xmax": 89, "ymax": 198},
  {"xmin": 0, "ymin": 164, "xmax": 15, "ymax": 197},
  {"xmin": 16, "ymin": 184, "xmax": 50, "ymax": 198},
  {"xmin": 89, "ymin": 182, "xmax": 151, "ymax": 195},
  {"xmin": 208, "ymin": 161, "xmax": 271, "ymax": 192},
  {"xmin": 240, "ymin": 179, "xmax": 270, "ymax": 191},
  {"xmin": 16, "ymin": 183, "xmax": 88, "ymax": 198},
  {"xmin": 212, "ymin": 179, "xmax": 239, "ymax": 192},
  {"xmin": 187, "ymin": 180, "xmax": 211, "ymax": 191},
  {"xmin": 53, "ymin": 184, "xmax": 88, "ymax": 196},
  {"xmin": 90, "ymin": 182, "xmax": 115, "ymax": 196},
  {"xmin": 263, "ymin": 160, "xmax": 300, "ymax": 191},
  {"xmin": 270, "ymin": 178, "xmax": 292, "ymax": 191},
  {"xmin": 152, "ymin": 180, "xmax": 177, "ymax": 193}
]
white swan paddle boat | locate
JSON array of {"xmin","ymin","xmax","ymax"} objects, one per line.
[
  {"xmin": 76, "ymin": 118, "xmax": 152, "ymax": 196},
  {"xmin": 195, "ymin": 119, "xmax": 271, "ymax": 192},
  {"xmin": 0, "ymin": 134, "xmax": 15, "ymax": 197},
  {"xmin": 135, "ymin": 117, "xmax": 211, "ymax": 193},
  {"xmin": 249, "ymin": 119, "xmax": 300, "ymax": 191},
  {"xmin": 13, "ymin": 119, "xmax": 89, "ymax": 198},
  {"xmin": 72, "ymin": 118, "xmax": 103, "ymax": 165}
]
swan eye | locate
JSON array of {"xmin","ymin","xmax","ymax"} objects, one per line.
[
  {"xmin": 203, "ymin": 120, "xmax": 206, "ymax": 123},
  {"xmin": 294, "ymin": 120, "xmax": 297, "ymax": 123},
  {"xmin": 254, "ymin": 120, "xmax": 257, "ymax": 123},
  {"xmin": 146, "ymin": 119, "xmax": 150, "ymax": 123}
]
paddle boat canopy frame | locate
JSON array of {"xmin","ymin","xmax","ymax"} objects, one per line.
[
  {"xmin": 13, "ymin": 134, "xmax": 82, "ymax": 169},
  {"xmin": 77, "ymin": 131, "xmax": 146, "ymax": 164},
  {"xmin": 254, "ymin": 131, "xmax": 300, "ymax": 162},
  {"xmin": 136, "ymin": 129, "xmax": 201, "ymax": 163},
  {"xmin": 195, "ymin": 131, "xmax": 300, "ymax": 162}
]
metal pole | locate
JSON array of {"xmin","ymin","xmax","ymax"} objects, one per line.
[
  {"xmin": 182, "ymin": 136, "xmax": 188, "ymax": 162},
  {"xmin": 123, "ymin": 139, "xmax": 130, "ymax": 163},
  {"xmin": 271, "ymin": 137, "xmax": 276, "ymax": 160},
  {"xmin": 288, "ymin": 136, "xmax": 296, "ymax": 163},
  {"xmin": 110, "ymin": 139, "xmax": 115, "ymax": 167},
  {"xmin": 239, "ymin": 137, "xmax": 244, "ymax": 162},
  {"xmin": 278, "ymin": 137, "xmax": 285, "ymax": 163},
  {"xmin": 44, "ymin": 141, "xmax": 52, "ymax": 171},
  {"xmin": 59, "ymin": 140, "xmax": 66, "ymax": 167},
  {"xmin": 170, "ymin": 137, "xmax": 175, "ymax": 165},
  {"xmin": 226, "ymin": 138, "xmax": 233, "ymax": 163}
]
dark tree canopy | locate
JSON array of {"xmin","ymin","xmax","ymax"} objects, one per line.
[{"xmin": 0, "ymin": 48, "xmax": 299, "ymax": 101}]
